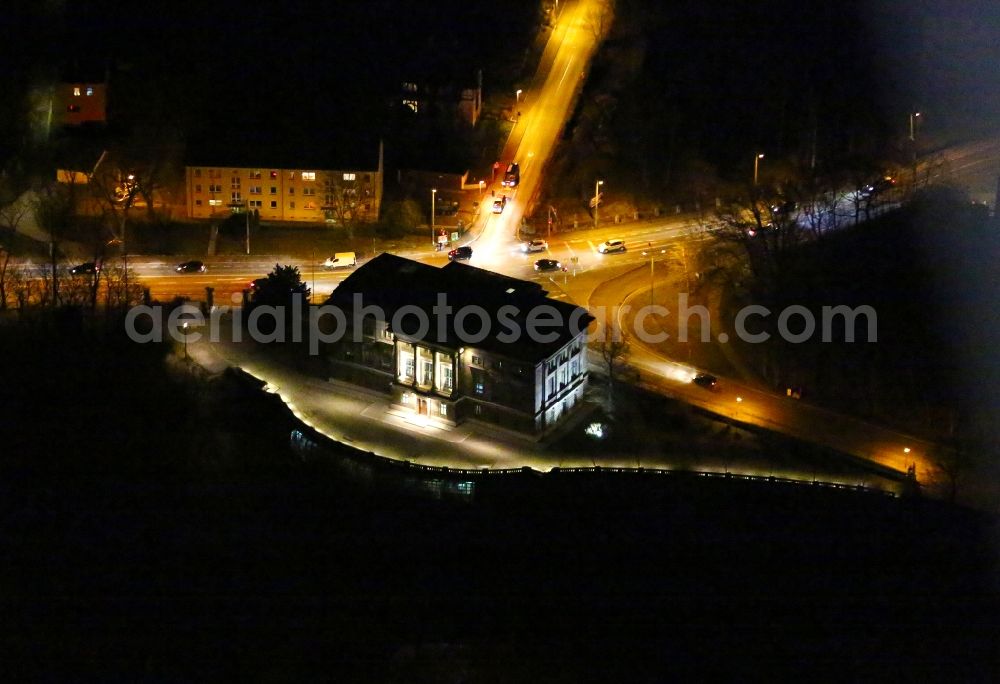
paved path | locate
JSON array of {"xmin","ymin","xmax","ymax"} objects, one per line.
[{"xmin": 179, "ymin": 313, "xmax": 909, "ymax": 495}]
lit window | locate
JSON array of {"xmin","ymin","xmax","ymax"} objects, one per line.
[
  {"xmin": 439, "ymin": 404, "xmax": 448, "ymax": 417},
  {"xmin": 249, "ymin": 170, "xmax": 261, "ymax": 179},
  {"xmin": 73, "ymin": 87, "xmax": 81, "ymax": 97},
  {"xmin": 86, "ymin": 87, "xmax": 93, "ymax": 96},
  {"xmin": 302, "ymin": 171, "xmax": 316, "ymax": 181},
  {"xmin": 475, "ymin": 382, "xmax": 485, "ymax": 395},
  {"xmin": 343, "ymin": 173, "xmax": 356, "ymax": 181},
  {"xmin": 472, "ymin": 355, "xmax": 483, "ymax": 366},
  {"xmin": 209, "ymin": 199, "xmax": 222, "ymax": 206},
  {"xmin": 403, "ymin": 99, "xmax": 418, "ymax": 113}
]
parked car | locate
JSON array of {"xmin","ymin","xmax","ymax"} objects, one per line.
[
  {"xmin": 492, "ymin": 195, "xmax": 507, "ymax": 214},
  {"xmin": 522, "ymin": 239, "xmax": 548, "ymax": 253},
  {"xmin": 692, "ymin": 373, "xmax": 719, "ymax": 390},
  {"xmin": 69, "ymin": 261, "xmax": 100, "ymax": 276},
  {"xmin": 598, "ymin": 239, "xmax": 626, "ymax": 254},
  {"xmin": 176, "ymin": 260, "xmax": 206, "ymax": 273},
  {"xmin": 534, "ymin": 258, "xmax": 562, "ymax": 271},
  {"xmin": 323, "ymin": 252, "xmax": 357, "ymax": 269},
  {"xmin": 448, "ymin": 246, "xmax": 473, "ymax": 261}
]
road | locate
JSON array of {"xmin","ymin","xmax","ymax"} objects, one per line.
[{"xmin": 464, "ymin": 0, "xmax": 608, "ymax": 271}]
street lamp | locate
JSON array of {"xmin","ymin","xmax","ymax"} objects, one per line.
[
  {"xmin": 183, "ymin": 321, "xmax": 189, "ymax": 360},
  {"xmin": 245, "ymin": 200, "xmax": 251, "ymax": 255},
  {"xmin": 753, "ymin": 153, "xmax": 764, "ymax": 186},
  {"xmin": 431, "ymin": 188, "xmax": 437, "ymax": 249},
  {"xmin": 594, "ymin": 179, "xmax": 604, "ymax": 229},
  {"xmin": 641, "ymin": 243, "xmax": 666, "ymax": 306},
  {"xmin": 516, "ymin": 89, "xmax": 523, "ymax": 103},
  {"xmin": 909, "ymin": 111, "xmax": 921, "ymax": 142},
  {"xmin": 478, "ymin": 179, "xmax": 485, "ymax": 197}
]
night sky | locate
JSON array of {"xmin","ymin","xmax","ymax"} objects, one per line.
[{"xmin": 5, "ymin": 0, "xmax": 996, "ymax": 148}]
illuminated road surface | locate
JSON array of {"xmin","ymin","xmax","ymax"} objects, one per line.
[{"xmin": 468, "ymin": 0, "xmax": 608, "ymax": 272}]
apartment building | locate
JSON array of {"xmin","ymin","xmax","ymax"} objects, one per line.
[{"xmin": 184, "ymin": 141, "xmax": 383, "ymax": 224}]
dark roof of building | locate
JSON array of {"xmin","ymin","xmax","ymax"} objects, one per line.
[
  {"xmin": 327, "ymin": 253, "xmax": 593, "ymax": 363},
  {"xmin": 185, "ymin": 130, "xmax": 381, "ymax": 171}
]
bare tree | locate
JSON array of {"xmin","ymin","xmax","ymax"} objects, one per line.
[
  {"xmin": 319, "ymin": 171, "xmax": 378, "ymax": 239},
  {"xmin": 7, "ymin": 261, "xmax": 40, "ymax": 312},
  {"xmin": 101, "ymin": 262, "xmax": 143, "ymax": 310},
  {"xmin": 597, "ymin": 322, "xmax": 630, "ymax": 412},
  {"xmin": 585, "ymin": 0, "xmax": 616, "ymax": 41},
  {"xmin": 32, "ymin": 184, "xmax": 74, "ymax": 307},
  {"xmin": 0, "ymin": 189, "xmax": 29, "ymax": 310},
  {"xmin": 713, "ymin": 187, "xmax": 810, "ymax": 302}
]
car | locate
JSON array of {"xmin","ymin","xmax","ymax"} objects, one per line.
[
  {"xmin": 522, "ymin": 239, "xmax": 548, "ymax": 253},
  {"xmin": 597, "ymin": 239, "xmax": 626, "ymax": 254},
  {"xmin": 492, "ymin": 195, "xmax": 507, "ymax": 214},
  {"xmin": 323, "ymin": 252, "xmax": 357, "ymax": 270},
  {"xmin": 534, "ymin": 258, "xmax": 562, "ymax": 271},
  {"xmin": 448, "ymin": 246, "xmax": 473, "ymax": 261},
  {"xmin": 692, "ymin": 373, "xmax": 719, "ymax": 390},
  {"xmin": 502, "ymin": 162, "xmax": 520, "ymax": 188},
  {"xmin": 862, "ymin": 175, "xmax": 896, "ymax": 198},
  {"xmin": 69, "ymin": 262, "xmax": 100, "ymax": 276},
  {"xmin": 176, "ymin": 260, "xmax": 206, "ymax": 273}
]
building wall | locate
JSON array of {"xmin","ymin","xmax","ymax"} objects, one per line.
[
  {"xmin": 55, "ymin": 83, "xmax": 107, "ymax": 127},
  {"xmin": 326, "ymin": 312, "xmax": 589, "ymax": 435},
  {"xmin": 186, "ymin": 164, "xmax": 382, "ymax": 224}
]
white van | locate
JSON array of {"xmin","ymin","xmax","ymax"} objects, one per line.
[{"xmin": 323, "ymin": 252, "xmax": 357, "ymax": 270}]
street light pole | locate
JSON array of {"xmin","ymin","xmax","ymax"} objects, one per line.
[
  {"xmin": 594, "ymin": 179, "xmax": 604, "ymax": 229},
  {"xmin": 431, "ymin": 188, "xmax": 437, "ymax": 249},
  {"xmin": 245, "ymin": 200, "xmax": 251, "ymax": 255},
  {"xmin": 753, "ymin": 153, "xmax": 764, "ymax": 186},
  {"xmin": 516, "ymin": 89, "xmax": 522, "ymax": 103},
  {"xmin": 909, "ymin": 111, "xmax": 920, "ymax": 142},
  {"xmin": 183, "ymin": 321, "xmax": 189, "ymax": 360},
  {"xmin": 642, "ymin": 243, "xmax": 665, "ymax": 306}
]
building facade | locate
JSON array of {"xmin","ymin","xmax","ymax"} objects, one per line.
[
  {"xmin": 325, "ymin": 254, "xmax": 592, "ymax": 435},
  {"xmin": 184, "ymin": 142, "xmax": 383, "ymax": 224},
  {"xmin": 54, "ymin": 81, "xmax": 108, "ymax": 128}
]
